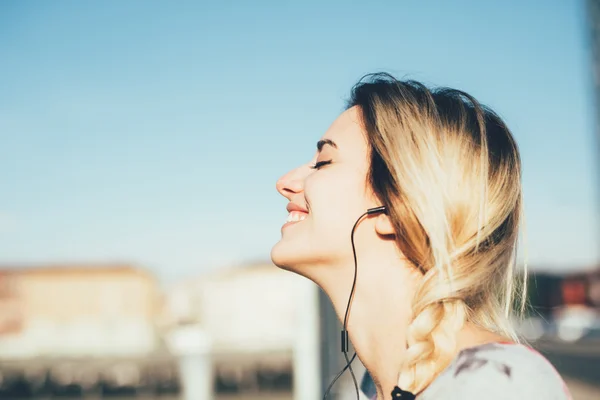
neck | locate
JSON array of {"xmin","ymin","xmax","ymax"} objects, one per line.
[
  {"xmin": 317, "ymin": 259, "xmax": 511, "ymax": 400},
  {"xmin": 318, "ymin": 258, "xmax": 418, "ymax": 400}
]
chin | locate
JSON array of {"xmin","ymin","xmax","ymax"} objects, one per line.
[
  {"xmin": 270, "ymin": 242, "xmax": 319, "ymax": 280},
  {"xmin": 270, "ymin": 242, "xmax": 296, "ymax": 272}
]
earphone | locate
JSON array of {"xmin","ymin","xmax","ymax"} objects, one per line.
[
  {"xmin": 322, "ymin": 204, "xmax": 416, "ymax": 400},
  {"xmin": 322, "ymin": 205, "xmax": 387, "ymax": 400}
]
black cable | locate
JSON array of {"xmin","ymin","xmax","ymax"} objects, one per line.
[
  {"xmin": 322, "ymin": 351, "xmax": 357, "ymax": 398},
  {"xmin": 322, "ymin": 207, "xmax": 385, "ymax": 400}
]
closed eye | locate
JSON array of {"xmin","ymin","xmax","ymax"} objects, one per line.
[{"xmin": 310, "ymin": 160, "xmax": 332, "ymax": 170}]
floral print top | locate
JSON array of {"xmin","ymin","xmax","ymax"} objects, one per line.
[{"xmin": 362, "ymin": 342, "xmax": 572, "ymax": 400}]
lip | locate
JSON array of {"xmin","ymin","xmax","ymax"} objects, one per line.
[{"xmin": 286, "ymin": 202, "xmax": 309, "ymax": 213}]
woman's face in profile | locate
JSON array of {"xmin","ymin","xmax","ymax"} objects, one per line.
[{"xmin": 271, "ymin": 107, "xmax": 382, "ymax": 278}]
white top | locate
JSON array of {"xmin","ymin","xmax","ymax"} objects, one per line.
[{"xmin": 364, "ymin": 342, "xmax": 572, "ymax": 400}]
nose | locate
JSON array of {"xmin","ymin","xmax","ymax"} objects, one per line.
[{"xmin": 276, "ymin": 167, "xmax": 304, "ymax": 200}]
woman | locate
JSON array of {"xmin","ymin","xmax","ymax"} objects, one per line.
[{"xmin": 270, "ymin": 73, "xmax": 571, "ymax": 399}]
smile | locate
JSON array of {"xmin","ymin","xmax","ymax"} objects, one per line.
[
  {"xmin": 286, "ymin": 211, "xmax": 307, "ymax": 223},
  {"xmin": 282, "ymin": 211, "xmax": 308, "ymax": 230}
]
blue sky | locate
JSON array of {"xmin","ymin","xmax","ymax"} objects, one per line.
[{"xmin": 0, "ymin": 0, "xmax": 598, "ymax": 282}]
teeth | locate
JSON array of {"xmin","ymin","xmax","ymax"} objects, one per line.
[{"xmin": 286, "ymin": 211, "xmax": 307, "ymax": 223}]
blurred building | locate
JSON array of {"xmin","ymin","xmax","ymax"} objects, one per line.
[
  {"xmin": 529, "ymin": 268, "xmax": 600, "ymax": 310},
  {"xmin": 163, "ymin": 261, "xmax": 304, "ymax": 357},
  {"xmin": 0, "ymin": 264, "xmax": 160, "ymax": 359},
  {"xmin": 162, "ymin": 261, "xmax": 309, "ymax": 393},
  {"xmin": 522, "ymin": 268, "xmax": 600, "ymax": 343},
  {"xmin": 0, "ymin": 271, "xmax": 22, "ymax": 335}
]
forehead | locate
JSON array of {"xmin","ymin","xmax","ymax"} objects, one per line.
[{"xmin": 320, "ymin": 106, "xmax": 367, "ymax": 154}]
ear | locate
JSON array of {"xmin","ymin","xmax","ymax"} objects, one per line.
[{"xmin": 374, "ymin": 212, "xmax": 395, "ymax": 236}]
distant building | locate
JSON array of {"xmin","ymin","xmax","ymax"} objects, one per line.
[
  {"xmin": 163, "ymin": 261, "xmax": 307, "ymax": 358},
  {"xmin": 561, "ymin": 269, "xmax": 600, "ymax": 308},
  {"xmin": 0, "ymin": 264, "xmax": 160, "ymax": 359},
  {"xmin": 162, "ymin": 261, "xmax": 311, "ymax": 393},
  {"xmin": 528, "ymin": 268, "xmax": 600, "ymax": 311},
  {"xmin": 0, "ymin": 271, "xmax": 21, "ymax": 335}
]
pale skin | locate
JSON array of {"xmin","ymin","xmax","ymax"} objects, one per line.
[{"xmin": 270, "ymin": 106, "xmax": 509, "ymax": 400}]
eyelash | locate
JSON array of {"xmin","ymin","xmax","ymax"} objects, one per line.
[{"xmin": 310, "ymin": 160, "xmax": 332, "ymax": 170}]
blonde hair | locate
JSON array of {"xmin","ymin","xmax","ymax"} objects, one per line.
[{"xmin": 348, "ymin": 73, "xmax": 527, "ymax": 394}]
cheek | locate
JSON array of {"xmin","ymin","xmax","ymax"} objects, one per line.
[{"xmin": 305, "ymin": 172, "xmax": 368, "ymax": 229}]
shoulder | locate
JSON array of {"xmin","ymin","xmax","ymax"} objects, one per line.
[{"xmin": 419, "ymin": 342, "xmax": 572, "ymax": 400}]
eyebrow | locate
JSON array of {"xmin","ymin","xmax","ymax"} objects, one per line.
[{"xmin": 317, "ymin": 139, "xmax": 338, "ymax": 152}]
